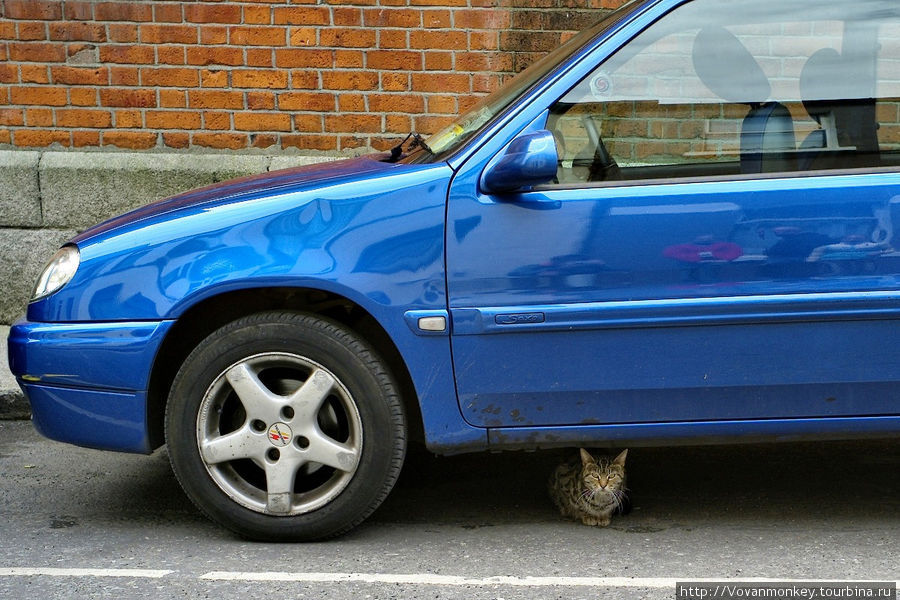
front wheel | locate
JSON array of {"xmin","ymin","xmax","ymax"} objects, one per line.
[{"xmin": 165, "ymin": 311, "xmax": 406, "ymax": 541}]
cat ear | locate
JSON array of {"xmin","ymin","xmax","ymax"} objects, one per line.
[
  {"xmin": 579, "ymin": 448, "xmax": 595, "ymax": 465},
  {"xmin": 612, "ymin": 449, "xmax": 628, "ymax": 466}
]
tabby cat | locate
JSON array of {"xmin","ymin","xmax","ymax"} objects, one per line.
[{"xmin": 548, "ymin": 448, "xmax": 628, "ymax": 527}]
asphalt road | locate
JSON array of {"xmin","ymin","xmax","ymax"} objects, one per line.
[{"xmin": 0, "ymin": 420, "xmax": 897, "ymax": 599}]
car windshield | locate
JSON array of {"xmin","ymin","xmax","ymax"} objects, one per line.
[{"xmin": 403, "ymin": 0, "xmax": 640, "ymax": 164}]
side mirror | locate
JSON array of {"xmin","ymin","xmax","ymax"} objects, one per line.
[{"xmin": 481, "ymin": 130, "xmax": 559, "ymax": 194}]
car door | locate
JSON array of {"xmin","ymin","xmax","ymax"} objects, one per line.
[{"xmin": 446, "ymin": 0, "xmax": 900, "ymax": 429}]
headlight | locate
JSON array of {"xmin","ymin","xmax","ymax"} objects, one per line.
[{"xmin": 31, "ymin": 246, "xmax": 80, "ymax": 302}]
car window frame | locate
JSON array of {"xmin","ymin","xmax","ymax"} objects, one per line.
[{"xmin": 530, "ymin": 0, "xmax": 900, "ymax": 192}]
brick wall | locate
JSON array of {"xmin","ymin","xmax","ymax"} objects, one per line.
[{"xmin": 0, "ymin": 0, "xmax": 627, "ymax": 154}]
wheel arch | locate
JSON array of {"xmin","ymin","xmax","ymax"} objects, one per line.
[{"xmin": 146, "ymin": 286, "xmax": 424, "ymax": 451}]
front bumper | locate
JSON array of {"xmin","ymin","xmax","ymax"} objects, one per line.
[{"xmin": 7, "ymin": 319, "xmax": 174, "ymax": 453}]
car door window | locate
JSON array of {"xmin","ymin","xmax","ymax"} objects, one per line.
[{"xmin": 548, "ymin": 0, "xmax": 900, "ymax": 186}]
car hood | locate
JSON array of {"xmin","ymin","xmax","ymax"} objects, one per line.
[{"xmin": 71, "ymin": 154, "xmax": 400, "ymax": 245}]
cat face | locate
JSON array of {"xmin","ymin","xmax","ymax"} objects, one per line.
[{"xmin": 579, "ymin": 448, "xmax": 627, "ymax": 494}]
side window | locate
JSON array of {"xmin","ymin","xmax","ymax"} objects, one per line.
[{"xmin": 549, "ymin": 0, "xmax": 900, "ymax": 185}]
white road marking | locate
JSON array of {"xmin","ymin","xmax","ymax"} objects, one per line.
[
  {"xmin": 0, "ymin": 569, "xmax": 896, "ymax": 589},
  {"xmin": 198, "ymin": 573, "xmax": 900, "ymax": 587},
  {"xmin": 0, "ymin": 568, "xmax": 173, "ymax": 578}
]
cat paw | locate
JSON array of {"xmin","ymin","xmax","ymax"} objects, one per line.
[{"xmin": 580, "ymin": 516, "xmax": 611, "ymax": 527}]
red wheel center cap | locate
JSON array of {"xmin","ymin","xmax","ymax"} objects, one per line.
[{"xmin": 267, "ymin": 422, "xmax": 292, "ymax": 447}]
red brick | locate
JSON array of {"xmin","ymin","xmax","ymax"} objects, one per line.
[
  {"xmin": 281, "ymin": 134, "xmax": 337, "ymax": 151},
  {"xmin": 185, "ymin": 5, "xmax": 242, "ymax": 24},
  {"xmin": 140, "ymin": 25, "xmax": 197, "ymax": 45},
  {"xmin": 335, "ymin": 50, "xmax": 363, "ymax": 68},
  {"xmin": 380, "ymin": 72, "xmax": 409, "ymax": 91},
  {"xmin": 157, "ymin": 46, "xmax": 186, "ymax": 65},
  {"xmin": 95, "ymin": 3, "xmax": 152, "ymax": 22},
  {"xmin": 0, "ymin": 22, "xmax": 15, "ymax": 39},
  {"xmin": 51, "ymin": 66, "xmax": 109, "ymax": 86},
  {"xmin": 427, "ymin": 95, "xmax": 457, "ymax": 114},
  {"xmin": 200, "ymin": 26, "xmax": 228, "ymax": 45},
  {"xmin": 453, "ymin": 9, "xmax": 510, "ymax": 29},
  {"xmin": 153, "ymin": 4, "xmax": 183, "ymax": 23},
  {"xmin": 9, "ymin": 42, "xmax": 66, "ymax": 62},
  {"xmin": 377, "ymin": 30, "xmax": 407, "ymax": 50},
  {"xmin": 288, "ymin": 27, "xmax": 316, "ymax": 47},
  {"xmin": 414, "ymin": 114, "xmax": 455, "ymax": 134},
  {"xmin": 109, "ymin": 66, "xmax": 139, "ymax": 86},
  {"xmin": 4, "ymin": 1, "xmax": 61, "ymax": 20},
  {"xmin": 99, "ymin": 45, "xmax": 155, "ymax": 64},
  {"xmin": 49, "ymin": 22, "xmax": 107, "ymax": 42},
  {"xmin": 17, "ymin": 22, "xmax": 47, "ymax": 41},
  {"xmin": 247, "ymin": 48, "xmax": 273, "ymax": 67},
  {"xmin": 367, "ymin": 50, "xmax": 421, "ymax": 71},
  {"xmin": 203, "ymin": 111, "xmax": 231, "ymax": 130},
  {"xmin": 244, "ymin": 6, "xmax": 272, "ymax": 25},
  {"xmin": 319, "ymin": 28, "xmax": 375, "ymax": 48},
  {"xmin": 115, "ymin": 110, "xmax": 143, "ymax": 128},
  {"xmin": 368, "ymin": 94, "xmax": 424, "ymax": 113},
  {"xmin": 108, "ymin": 24, "xmax": 138, "ymax": 43},
  {"xmin": 472, "ymin": 73, "xmax": 500, "ymax": 94},
  {"xmin": 275, "ymin": 48, "xmax": 332, "ymax": 68},
  {"xmin": 411, "ymin": 72, "xmax": 470, "ymax": 93},
  {"xmin": 55, "ymin": 109, "xmax": 112, "ymax": 128},
  {"xmin": 233, "ymin": 70, "xmax": 287, "ymax": 89},
  {"xmin": 456, "ymin": 51, "xmax": 513, "ymax": 72},
  {"xmin": 325, "ymin": 114, "xmax": 382, "ymax": 133},
  {"xmin": 273, "ymin": 7, "xmax": 330, "ymax": 25},
  {"xmin": 141, "ymin": 67, "xmax": 199, "ymax": 87},
  {"xmin": 103, "ymin": 131, "xmax": 158, "ymax": 149},
  {"xmin": 200, "ymin": 69, "xmax": 228, "ymax": 88},
  {"xmin": 410, "ymin": 30, "xmax": 466, "ymax": 50},
  {"xmin": 24, "ymin": 108, "xmax": 53, "ymax": 126},
  {"xmin": 230, "ymin": 26, "xmax": 286, "ymax": 46},
  {"xmin": 187, "ymin": 47, "xmax": 243, "ymax": 67},
  {"xmin": 100, "ymin": 88, "xmax": 156, "ymax": 108},
  {"xmin": 422, "ymin": 10, "xmax": 451, "ymax": 27},
  {"xmin": 192, "ymin": 132, "xmax": 248, "ymax": 150},
  {"xmin": 338, "ymin": 135, "xmax": 366, "ymax": 150},
  {"xmin": 424, "ymin": 51, "xmax": 452, "ymax": 70},
  {"xmin": 289, "ymin": 71, "xmax": 319, "ymax": 89},
  {"xmin": 0, "ymin": 108, "xmax": 25, "ymax": 126},
  {"xmin": 363, "ymin": 8, "xmax": 420, "ymax": 27},
  {"xmin": 234, "ymin": 112, "xmax": 291, "ymax": 131},
  {"xmin": 321, "ymin": 71, "xmax": 378, "ymax": 90},
  {"xmin": 188, "ymin": 90, "xmax": 244, "ymax": 110},
  {"xmin": 0, "ymin": 63, "xmax": 17, "ymax": 83},
  {"xmin": 338, "ymin": 94, "xmax": 365, "ymax": 112},
  {"xmin": 251, "ymin": 133, "xmax": 278, "ymax": 149},
  {"xmin": 146, "ymin": 110, "xmax": 201, "ymax": 129},
  {"xmin": 69, "ymin": 88, "xmax": 97, "ymax": 106},
  {"xmin": 72, "ymin": 130, "xmax": 100, "ymax": 147},
  {"xmin": 292, "ymin": 114, "xmax": 323, "ymax": 132},
  {"xmin": 0, "ymin": 130, "xmax": 9, "ymax": 144},
  {"xmin": 10, "ymin": 86, "xmax": 68, "ymax": 106},
  {"xmin": 385, "ymin": 114, "xmax": 411, "ymax": 133},
  {"xmin": 278, "ymin": 92, "xmax": 335, "ymax": 112},
  {"xmin": 469, "ymin": 31, "xmax": 499, "ymax": 50},
  {"xmin": 247, "ymin": 91, "xmax": 275, "ymax": 110},
  {"xmin": 163, "ymin": 132, "xmax": 190, "ymax": 149},
  {"xmin": 14, "ymin": 129, "xmax": 70, "ymax": 147},
  {"xmin": 333, "ymin": 8, "xmax": 362, "ymax": 26},
  {"xmin": 159, "ymin": 89, "xmax": 187, "ymax": 108}
]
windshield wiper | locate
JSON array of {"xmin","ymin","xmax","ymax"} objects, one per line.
[{"xmin": 389, "ymin": 132, "xmax": 432, "ymax": 161}]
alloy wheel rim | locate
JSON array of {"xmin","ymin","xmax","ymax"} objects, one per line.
[{"xmin": 196, "ymin": 352, "xmax": 363, "ymax": 516}]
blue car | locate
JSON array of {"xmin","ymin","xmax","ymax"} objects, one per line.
[{"xmin": 8, "ymin": 0, "xmax": 900, "ymax": 540}]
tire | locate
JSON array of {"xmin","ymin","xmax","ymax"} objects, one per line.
[{"xmin": 165, "ymin": 311, "xmax": 406, "ymax": 541}]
